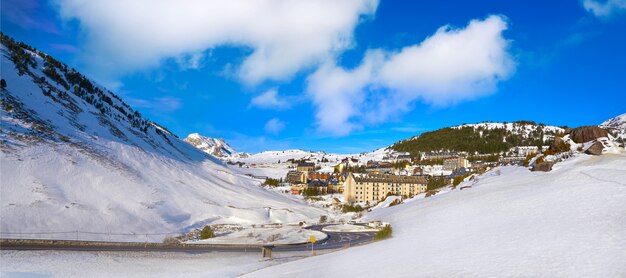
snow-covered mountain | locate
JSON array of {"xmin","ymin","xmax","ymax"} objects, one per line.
[
  {"xmin": 0, "ymin": 35, "xmax": 323, "ymax": 241},
  {"xmin": 184, "ymin": 133, "xmax": 236, "ymax": 158},
  {"xmin": 600, "ymin": 113, "xmax": 626, "ymax": 130},
  {"xmin": 599, "ymin": 113, "xmax": 626, "ymax": 141}
]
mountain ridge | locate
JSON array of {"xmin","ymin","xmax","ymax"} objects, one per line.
[
  {"xmin": 0, "ymin": 34, "xmax": 322, "ymax": 241},
  {"xmin": 183, "ymin": 133, "xmax": 237, "ymax": 158}
]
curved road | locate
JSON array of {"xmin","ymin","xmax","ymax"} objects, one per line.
[{"xmin": 1, "ymin": 225, "xmax": 377, "ymax": 253}]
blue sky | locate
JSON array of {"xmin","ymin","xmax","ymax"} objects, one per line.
[{"xmin": 2, "ymin": 0, "xmax": 625, "ymax": 153}]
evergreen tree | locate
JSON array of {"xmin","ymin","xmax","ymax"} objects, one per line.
[{"xmin": 200, "ymin": 226, "xmax": 214, "ymax": 239}]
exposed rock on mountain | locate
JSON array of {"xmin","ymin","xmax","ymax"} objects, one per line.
[{"xmin": 569, "ymin": 126, "xmax": 609, "ymax": 143}]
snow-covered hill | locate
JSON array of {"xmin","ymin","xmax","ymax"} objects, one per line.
[
  {"xmin": 245, "ymin": 153, "xmax": 626, "ymax": 277},
  {"xmin": 454, "ymin": 121, "xmax": 564, "ymax": 139},
  {"xmin": 392, "ymin": 120, "xmax": 566, "ymax": 155},
  {"xmin": 0, "ymin": 36, "xmax": 323, "ymax": 241},
  {"xmin": 226, "ymin": 148, "xmax": 393, "ymax": 165},
  {"xmin": 600, "ymin": 113, "xmax": 626, "ymax": 130},
  {"xmin": 183, "ymin": 133, "xmax": 237, "ymax": 158},
  {"xmin": 600, "ymin": 113, "xmax": 626, "ymax": 141}
]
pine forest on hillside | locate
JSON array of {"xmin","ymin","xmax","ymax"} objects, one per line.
[{"xmin": 391, "ymin": 122, "xmax": 565, "ymax": 157}]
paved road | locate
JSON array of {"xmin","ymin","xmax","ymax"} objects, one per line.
[{"xmin": 1, "ymin": 225, "xmax": 377, "ymax": 253}]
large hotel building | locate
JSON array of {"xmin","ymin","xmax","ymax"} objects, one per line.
[{"xmin": 343, "ymin": 173, "xmax": 428, "ymax": 203}]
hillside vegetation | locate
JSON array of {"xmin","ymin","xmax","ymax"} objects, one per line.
[{"xmin": 391, "ymin": 122, "xmax": 564, "ymax": 157}]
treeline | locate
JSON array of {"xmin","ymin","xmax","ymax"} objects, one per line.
[{"xmin": 392, "ymin": 123, "xmax": 553, "ymax": 157}]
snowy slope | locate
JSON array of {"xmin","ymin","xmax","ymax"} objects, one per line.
[
  {"xmin": 0, "ymin": 38, "xmax": 323, "ymax": 241},
  {"xmin": 600, "ymin": 113, "xmax": 626, "ymax": 141},
  {"xmin": 245, "ymin": 153, "xmax": 626, "ymax": 277},
  {"xmin": 183, "ymin": 133, "xmax": 237, "ymax": 157},
  {"xmin": 226, "ymin": 148, "xmax": 392, "ymax": 165},
  {"xmin": 600, "ymin": 113, "xmax": 626, "ymax": 130},
  {"xmin": 223, "ymin": 147, "xmax": 393, "ymax": 180}
]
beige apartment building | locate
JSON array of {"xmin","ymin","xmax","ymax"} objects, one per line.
[
  {"xmin": 344, "ymin": 173, "xmax": 428, "ymax": 203},
  {"xmin": 443, "ymin": 157, "xmax": 469, "ymax": 170}
]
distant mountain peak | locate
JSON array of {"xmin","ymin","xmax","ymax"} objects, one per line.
[
  {"xmin": 599, "ymin": 113, "xmax": 626, "ymax": 142},
  {"xmin": 599, "ymin": 113, "xmax": 626, "ymax": 130},
  {"xmin": 184, "ymin": 133, "xmax": 236, "ymax": 157}
]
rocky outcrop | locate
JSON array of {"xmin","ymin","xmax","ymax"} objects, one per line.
[
  {"xmin": 569, "ymin": 126, "xmax": 608, "ymax": 143},
  {"xmin": 532, "ymin": 161, "xmax": 554, "ymax": 172},
  {"xmin": 585, "ymin": 141, "xmax": 604, "ymax": 155}
]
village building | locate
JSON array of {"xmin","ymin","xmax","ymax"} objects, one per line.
[
  {"xmin": 443, "ymin": 157, "xmax": 470, "ymax": 170},
  {"xmin": 501, "ymin": 156, "xmax": 524, "ymax": 164},
  {"xmin": 343, "ymin": 173, "xmax": 428, "ymax": 203},
  {"xmin": 334, "ymin": 163, "xmax": 346, "ymax": 173},
  {"xmin": 512, "ymin": 146, "xmax": 537, "ymax": 157},
  {"xmin": 413, "ymin": 166, "xmax": 424, "ymax": 175},
  {"xmin": 509, "ymin": 146, "xmax": 549, "ymax": 157},
  {"xmin": 328, "ymin": 179, "xmax": 344, "ymax": 194},
  {"xmin": 383, "ymin": 151, "xmax": 412, "ymax": 163},
  {"xmin": 450, "ymin": 167, "xmax": 472, "ymax": 178},
  {"xmin": 421, "ymin": 151, "xmax": 467, "ymax": 161},
  {"xmin": 308, "ymin": 172, "xmax": 331, "ymax": 180},
  {"xmin": 285, "ymin": 171, "xmax": 307, "ymax": 184},
  {"xmin": 365, "ymin": 165, "xmax": 393, "ymax": 175},
  {"xmin": 290, "ymin": 183, "xmax": 306, "ymax": 195},
  {"xmin": 296, "ymin": 162, "xmax": 316, "ymax": 172},
  {"xmin": 305, "ymin": 180, "xmax": 328, "ymax": 195},
  {"xmin": 286, "ymin": 171, "xmax": 346, "ymax": 195}
]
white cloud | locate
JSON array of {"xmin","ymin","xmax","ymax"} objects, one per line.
[
  {"xmin": 250, "ymin": 88, "xmax": 291, "ymax": 110},
  {"xmin": 306, "ymin": 15, "xmax": 515, "ymax": 136},
  {"xmin": 306, "ymin": 52, "xmax": 383, "ymax": 135},
  {"xmin": 583, "ymin": 0, "xmax": 626, "ymax": 17},
  {"xmin": 264, "ymin": 118, "xmax": 286, "ymax": 135},
  {"xmin": 175, "ymin": 51, "xmax": 206, "ymax": 70},
  {"xmin": 54, "ymin": 0, "xmax": 378, "ymax": 84}
]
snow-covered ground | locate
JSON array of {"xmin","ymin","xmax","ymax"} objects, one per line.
[
  {"xmin": 190, "ymin": 226, "xmax": 326, "ymax": 245},
  {"xmin": 227, "ymin": 163, "xmax": 294, "ymax": 180},
  {"xmin": 322, "ymin": 224, "xmax": 378, "ymax": 233},
  {"xmin": 0, "ymin": 250, "xmax": 317, "ymax": 278},
  {"xmin": 244, "ymin": 153, "xmax": 626, "ymax": 277}
]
